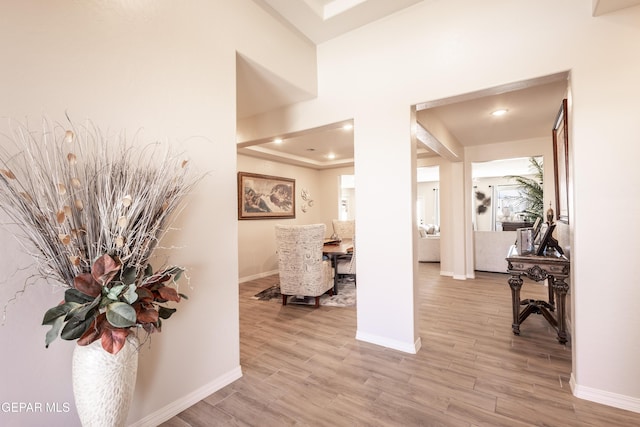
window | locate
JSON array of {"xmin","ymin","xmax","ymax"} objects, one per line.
[{"xmin": 339, "ymin": 174, "xmax": 355, "ymax": 220}]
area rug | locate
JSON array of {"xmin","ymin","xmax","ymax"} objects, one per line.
[{"xmin": 253, "ymin": 281, "xmax": 356, "ymax": 307}]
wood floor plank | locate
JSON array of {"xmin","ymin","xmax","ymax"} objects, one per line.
[{"xmin": 161, "ymin": 264, "xmax": 640, "ymax": 426}]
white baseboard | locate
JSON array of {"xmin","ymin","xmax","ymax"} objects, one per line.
[
  {"xmin": 239, "ymin": 269, "xmax": 278, "ymax": 283},
  {"xmin": 440, "ymin": 270, "xmax": 454, "ymax": 277},
  {"xmin": 129, "ymin": 366, "xmax": 243, "ymax": 427},
  {"xmin": 356, "ymin": 331, "xmax": 421, "ymax": 354},
  {"xmin": 570, "ymin": 373, "xmax": 640, "ymax": 414},
  {"xmin": 452, "ymin": 274, "xmax": 467, "ymax": 280}
]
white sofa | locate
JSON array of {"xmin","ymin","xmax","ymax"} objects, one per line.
[
  {"xmin": 418, "ymin": 235, "xmax": 440, "ymax": 262},
  {"xmin": 417, "ymin": 225, "xmax": 440, "ymax": 262},
  {"xmin": 474, "ymin": 231, "xmax": 517, "ymax": 273}
]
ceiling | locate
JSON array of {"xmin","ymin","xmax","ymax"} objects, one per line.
[{"xmin": 238, "ymin": 0, "xmax": 639, "ymax": 170}]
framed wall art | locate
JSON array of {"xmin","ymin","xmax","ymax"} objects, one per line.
[
  {"xmin": 238, "ymin": 172, "xmax": 295, "ymax": 219},
  {"xmin": 552, "ymin": 98, "xmax": 569, "ymax": 224}
]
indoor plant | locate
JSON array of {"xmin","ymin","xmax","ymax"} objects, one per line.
[
  {"xmin": 505, "ymin": 156, "xmax": 544, "ymax": 223},
  {"xmin": 0, "ymin": 117, "xmax": 199, "ymax": 425}
]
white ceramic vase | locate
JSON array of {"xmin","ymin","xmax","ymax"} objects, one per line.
[{"xmin": 71, "ymin": 336, "xmax": 139, "ymax": 427}]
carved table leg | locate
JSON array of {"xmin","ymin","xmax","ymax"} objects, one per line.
[
  {"xmin": 547, "ymin": 276, "xmax": 555, "ymax": 309},
  {"xmin": 508, "ymin": 274, "xmax": 523, "ymax": 335},
  {"xmin": 553, "ymin": 277, "xmax": 569, "ymax": 344}
]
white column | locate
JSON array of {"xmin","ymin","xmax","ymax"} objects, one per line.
[{"xmin": 354, "ymin": 105, "xmax": 420, "ymax": 353}]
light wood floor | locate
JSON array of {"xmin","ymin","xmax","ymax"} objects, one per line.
[{"xmin": 161, "ymin": 263, "xmax": 640, "ymax": 426}]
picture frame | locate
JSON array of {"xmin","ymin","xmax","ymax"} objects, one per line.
[
  {"xmin": 531, "ymin": 217, "xmax": 542, "ymax": 241},
  {"xmin": 237, "ymin": 172, "xmax": 295, "ymax": 220},
  {"xmin": 552, "ymin": 98, "xmax": 569, "ymax": 224},
  {"xmin": 536, "ymin": 223, "xmax": 557, "ymax": 255}
]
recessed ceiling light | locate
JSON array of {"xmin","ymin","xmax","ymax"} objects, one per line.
[
  {"xmin": 273, "ymin": 138, "xmax": 283, "ymax": 144},
  {"xmin": 327, "ymin": 153, "xmax": 336, "ymax": 159},
  {"xmin": 491, "ymin": 109, "xmax": 508, "ymax": 117},
  {"xmin": 342, "ymin": 123, "xmax": 353, "ymax": 130}
]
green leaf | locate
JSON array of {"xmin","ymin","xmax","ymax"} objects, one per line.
[
  {"xmin": 65, "ymin": 288, "xmax": 95, "ymax": 304},
  {"xmin": 45, "ymin": 316, "xmax": 65, "ymax": 348},
  {"xmin": 121, "ymin": 266, "xmax": 138, "ymax": 285},
  {"xmin": 178, "ymin": 293, "xmax": 189, "ymax": 300},
  {"xmin": 123, "ymin": 284, "xmax": 138, "ymax": 304},
  {"xmin": 106, "ymin": 284, "xmax": 126, "ymax": 300},
  {"xmin": 173, "ymin": 269, "xmax": 183, "ymax": 282},
  {"xmin": 67, "ymin": 297, "xmax": 100, "ymax": 321},
  {"xmin": 158, "ymin": 306, "xmax": 177, "ymax": 320},
  {"xmin": 61, "ymin": 316, "xmax": 94, "ymax": 341},
  {"xmin": 42, "ymin": 302, "xmax": 77, "ymax": 325},
  {"xmin": 106, "ymin": 302, "xmax": 137, "ymax": 328},
  {"xmin": 144, "ymin": 264, "xmax": 153, "ymax": 277}
]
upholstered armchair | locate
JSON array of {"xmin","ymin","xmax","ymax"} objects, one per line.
[
  {"xmin": 275, "ymin": 224, "xmax": 334, "ymax": 307},
  {"xmin": 332, "ymin": 219, "xmax": 355, "ymax": 240}
]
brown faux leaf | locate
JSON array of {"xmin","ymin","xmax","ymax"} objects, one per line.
[
  {"xmin": 91, "ymin": 254, "xmax": 121, "ymax": 285},
  {"xmin": 115, "ymin": 236, "xmax": 124, "ymax": 248},
  {"xmin": 75, "ymin": 199, "xmax": 84, "ymax": 211},
  {"xmin": 74, "ymin": 273, "xmax": 102, "ymax": 297},
  {"xmin": 100, "ymin": 326, "xmax": 129, "ymax": 355},
  {"xmin": 135, "ymin": 287, "xmax": 154, "ymax": 302},
  {"xmin": 63, "ymin": 205, "xmax": 72, "ymax": 217},
  {"xmin": 58, "ymin": 183, "xmax": 67, "ymax": 195},
  {"xmin": 181, "ymin": 160, "xmax": 188, "ymax": 168},
  {"xmin": 136, "ymin": 306, "xmax": 159, "ymax": 324},
  {"xmin": 0, "ymin": 169, "xmax": 16, "ymax": 179},
  {"xmin": 20, "ymin": 192, "xmax": 32, "ymax": 202},
  {"xmin": 77, "ymin": 315, "xmax": 103, "ymax": 346},
  {"xmin": 122, "ymin": 195, "xmax": 132, "ymax": 207},
  {"xmin": 67, "ymin": 153, "xmax": 77, "ymax": 165},
  {"xmin": 142, "ymin": 273, "xmax": 171, "ymax": 287},
  {"xmin": 56, "ymin": 210, "xmax": 66, "ymax": 224},
  {"xmin": 64, "ymin": 130, "xmax": 74, "ymax": 143},
  {"xmin": 71, "ymin": 177, "xmax": 81, "ymax": 188},
  {"xmin": 69, "ymin": 255, "xmax": 81, "ymax": 266},
  {"xmin": 58, "ymin": 234, "xmax": 71, "ymax": 245},
  {"xmin": 157, "ymin": 286, "xmax": 180, "ymax": 302},
  {"xmin": 142, "ymin": 322, "xmax": 158, "ymax": 334}
]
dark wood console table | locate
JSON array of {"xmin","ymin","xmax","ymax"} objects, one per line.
[{"xmin": 506, "ymin": 245, "xmax": 570, "ymax": 343}]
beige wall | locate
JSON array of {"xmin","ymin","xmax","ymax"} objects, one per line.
[{"xmin": 0, "ymin": 1, "xmax": 317, "ymax": 426}]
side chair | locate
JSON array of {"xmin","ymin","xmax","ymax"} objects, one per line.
[
  {"xmin": 332, "ymin": 219, "xmax": 355, "ymax": 240},
  {"xmin": 274, "ymin": 224, "xmax": 334, "ymax": 308},
  {"xmin": 336, "ymin": 237, "xmax": 356, "ymax": 286}
]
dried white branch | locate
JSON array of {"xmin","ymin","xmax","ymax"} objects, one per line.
[{"xmin": 0, "ymin": 117, "xmax": 201, "ymax": 292}]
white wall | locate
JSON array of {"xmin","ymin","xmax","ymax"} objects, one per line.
[
  {"xmin": 417, "ymin": 181, "xmax": 439, "ymax": 226},
  {"xmin": 236, "ymin": 0, "xmax": 640, "ymax": 413},
  {"xmin": 0, "ymin": 1, "xmax": 317, "ymax": 426}
]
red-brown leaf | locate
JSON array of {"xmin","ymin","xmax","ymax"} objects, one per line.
[
  {"xmin": 157, "ymin": 286, "xmax": 180, "ymax": 302},
  {"xmin": 136, "ymin": 306, "xmax": 159, "ymax": 324},
  {"xmin": 91, "ymin": 254, "xmax": 122, "ymax": 285},
  {"xmin": 142, "ymin": 322, "xmax": 159, "ymax": 334},
  {"xmin": 142, "ymin": 273, "xmax": 171, "ymax": 288},
  {"xmin": 74, "ymin": 273, "xmax": 102, "ymax": 297},
  {"xmin": 77, "ymin": 314, "xmax": 105, "ymax": 346},
  {"xmin": 100, "ymin": 327, "xmax": 130, "ymax": 355},
  {"xmin": 135, "ymin": 287, "xmax": 154, "ymax": 302}
]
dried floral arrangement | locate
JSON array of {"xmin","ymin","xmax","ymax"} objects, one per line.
[{"xmin": 0, "ymin": 118, "xmax": 200, "ymax": 354}]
